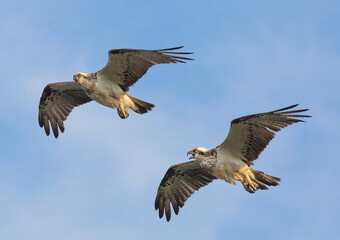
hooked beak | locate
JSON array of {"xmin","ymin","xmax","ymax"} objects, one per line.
[
  {"xmin": 76, "ymin": 77, "xmax": 83, "ymax": 84},
  {"xmin": 187, "ymin": 150, "xmax": 194, "ymax": 160}
]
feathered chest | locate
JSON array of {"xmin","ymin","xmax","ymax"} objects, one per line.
[
  {"xmin": 80, "ymin": 76, "xmax": 124, "ymax": 108},
  {"xmin": 199, "ymin": 149, "xmax": 217, "ymax": 170},
  {"xmin": 90, "ymin": 77, "xmax": 124, "ymax": 99}
]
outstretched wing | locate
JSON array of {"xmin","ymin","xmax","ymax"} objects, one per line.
[
  {"xmin": 155, "ymin": 160, "xmax": 217, "ymax": 222},
  {"xmin": 38, "ymin": 82, "xmax": 92, "ymax": 138},
  {"xmin": 217, "ymin": 104, "xmax": 311, "ymax": 166},
  {"xmin": 98, "ymin": 46, "xmax": 193, "ymax": 91}
]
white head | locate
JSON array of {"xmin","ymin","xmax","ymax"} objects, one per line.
[
  {"xmin": 187, "ymin": 147, "xmax": 210, "ymax": 160},
  {"xmin": 73, "ymin": 72, "xmax": 88, "ymax": 85}
]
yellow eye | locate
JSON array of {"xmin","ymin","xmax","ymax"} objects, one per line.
[{"xmin": 194, "ymin": 149, "xmax": 198, "ymax": 153}]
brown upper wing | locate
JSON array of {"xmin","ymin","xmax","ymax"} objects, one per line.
[
  {"xmin": 98, "ymin": 46, "xmax": 193, "ymax": 91},
  {"xmin": 217, "ymin": 104, "xmax": 311, "ymax": 166},
  {"xmin": 155, "ymin": 160, "xmax": 217, "ymax": 222},
  {"xmin": 38, "ymin": 82, "xmax": 92, "ymax": 138}
]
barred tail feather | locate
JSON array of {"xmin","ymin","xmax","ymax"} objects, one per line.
[
  {"xmin": 127, "ymin": 94, "xmax": 155, "ymax": 114},
  {"xmin": 252, "ymin": 169, "xmax": 280, "ymax": 187}
]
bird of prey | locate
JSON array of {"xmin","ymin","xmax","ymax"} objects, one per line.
[
  {"xmin": 155, "ymin": 104, "xmax": 310, "ymax": 221},
  {"xmin": 38, "ymin": 46, "xmax": 193, "ymax": 138}
]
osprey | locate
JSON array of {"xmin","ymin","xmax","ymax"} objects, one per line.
[
  {"xmin": 38, "ymin": 46, "xmax": 193, "ymax": 138},
  {"xmin": 155, "ymin": 104, "xmax": 310, "ymax": 221}
]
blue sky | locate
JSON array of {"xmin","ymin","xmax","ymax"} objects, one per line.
[{"xmin": 1, "ymin": 0, "xmax": 339, "ymax": 239}]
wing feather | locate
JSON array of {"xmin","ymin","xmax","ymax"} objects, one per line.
[
  {"xmin": 217, "ymin": 104, "xmax": 311, "ymax": 165},
  {"xmin": 98, "ymin": 46, "xmax": 193, "ymax": 91},
  {"xmin": 155, "ymin": 160, "xmax": 216, "ymax": 221},
  {"xmin": 38, "ymin": 82, "xmax": 92, "ymax": 138}
]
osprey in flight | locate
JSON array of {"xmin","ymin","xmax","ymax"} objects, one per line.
[
  {"xmin": 155, "ymin": 104, "xmax": 310, "ymax": 221},
  {"xmin": 38, "ymin": 46, "xmax": 193, "ymax": 138}
]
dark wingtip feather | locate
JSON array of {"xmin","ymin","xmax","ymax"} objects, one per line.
[
  {"xmin": 162, "ymin": 51, "xmax": 193, "ymax": 55},
  {"xmin": 166, "ymin": 208, "xmax": 171, "ymax": 222},
  {"xmin": 157, "ymin": 46, "xmax": 194, "ymax": 63},
  {"xmin": 280, "ymin": 109, "xmax": 310, "ymax": 114},
  {"xmin": 164, "ymin": 199, "xmax": 171, "ymax": 221},
  {"xmin": 171, "ymin": 56, "xmax": 194, "ymax": 60},
  {"xmin": 38, "ymin": 113, "xmax": 43, "ymax": 127},
  {"xmin": 173, "ymin": 205, "xmax": 179, "ymax": 215},
  {"xmin": 53, "ymin": 128, "xmax": 59, "ymax": 138},
  {"xmin": 155, "ymin": 195, "xmax": 159, "ymax": 210},
  {"xmin": 271, "ymin": 105, "xmax": 311, "ymax": 119},
  {"xmin": 285, "ymin": 115, "xmax": 311, "ymax": 118},
  {"xmin": 156, "ymin": 46, "xmax": 184, "ymax": 51},
  {"xmin": 275, "ymin": 177, "xmax": 281, "ymax": 182},
  {"xmin": 272, "ymin": 104, "xmax": 299, "ymax": 113},
  {"xmin": 44, "ymin": 123, "xmax": 50, "ymax": 136},
  {"xmin": 158, "ymin": 196, "xmax": 164, "ymax": 219}
]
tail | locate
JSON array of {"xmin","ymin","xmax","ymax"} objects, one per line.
[
  {"xmin": 243, "ymin": 169, "xmax": 281, "ymax": 194},
  {"xmin": 127, "ymin": 94, "xmax": 155, "ymax": 114},
  {"xmin": 117, "ymin": 94, "xmax": 155, "ymax": 119}
]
